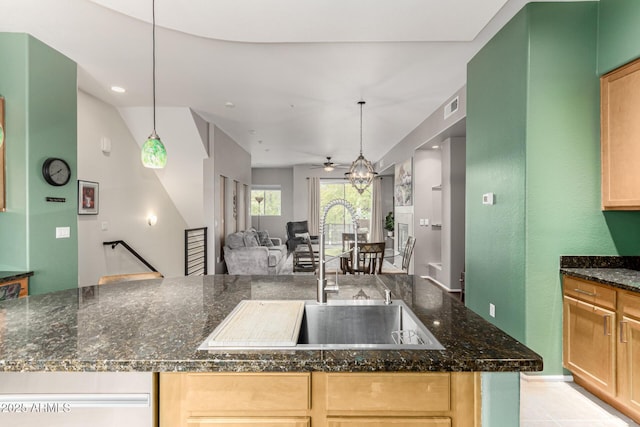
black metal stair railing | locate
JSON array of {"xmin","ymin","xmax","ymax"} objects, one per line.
[
  {"xmin": 102, "ymin": 240, "xmax": 159, "ymax": 273},
  {"xmin": 185, "ymin": 227, "xmax": 207, "ymax": 276}
]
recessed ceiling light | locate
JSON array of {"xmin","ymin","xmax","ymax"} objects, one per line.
[
  {"xmin": 225, "ymin": 101, "xmax": 235, "ymax": 108},
  {"xmin": 111, "ymin": 86, "xmax": 126, "ymax": 93},
  {"xmin": 432, "ymin": 145, "xmax": 440, "ymax": 149}
]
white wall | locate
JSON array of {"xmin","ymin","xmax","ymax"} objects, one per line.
[
  {"xmin": 77, "ymin": 91, "xmax": 187, "ymax": 286},
  {"xmin": 211, "ymin": 125, "xmax": 251, "ymax": 273},
  {"xmin": 413, "ymin": 149, "xmax": 442, "ymax": 278},
  {"xmin": 251, "ymin": 167, "xmax": 293, "ymax": 242}
]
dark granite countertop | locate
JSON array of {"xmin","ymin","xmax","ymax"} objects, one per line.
[
  {"xmin": 0, "ymin": 274, "xmax": 542, "ymax": 373},
  {"xmin": 0, "ymin": 271, "xmax": 34, "ymax": 283},
  {"xmin": 560, "ymin": 256, "xmax": 640, "ymax": 293}
]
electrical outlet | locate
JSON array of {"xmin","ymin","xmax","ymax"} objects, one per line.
[{"xmin": 489, "ymin": 303, "xmax": 496, "ymax": 318}]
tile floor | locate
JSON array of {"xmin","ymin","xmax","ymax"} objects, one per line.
[{"xmin": 521, "ymin": 375, "xmax": 639, "ymax": 426}]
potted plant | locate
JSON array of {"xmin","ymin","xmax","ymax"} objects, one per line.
[{"xmin": 384, "ymin": 211, "xmax": 394, "ymax": 237}]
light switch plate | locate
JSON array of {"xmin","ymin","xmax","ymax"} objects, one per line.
[
  {"xmin": 419, "ymin": 219, "xmax": 425, "ymax": 226},
  {"xmin": 56, "ymin": 227, "xmax": 70, "ymax": 239}
]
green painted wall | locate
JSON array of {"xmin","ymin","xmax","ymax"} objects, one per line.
[
  {"xmin": 481, "ymin": 373, "xmax": 520, "ymax": 426},
  {"xmin": 466, "ymin": 2, "xmax": 640, "ymax": 375},
  {"xmin": 0, "ymin": 34, "xmax": 77, "ymax": 294},
  {"xmin": 466, "ymin": 9, "xmax": 528, "ymax": 343},
  {"xmin": 598, "ymin": 0, "xmax": 640, "ymax": 74}
]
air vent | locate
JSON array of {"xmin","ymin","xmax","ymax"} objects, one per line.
[{"xmin": 444, "ymin": 96, "xmax": 459, "ymax": 119}]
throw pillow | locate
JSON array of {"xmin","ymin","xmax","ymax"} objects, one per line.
[
  {"xmin": 295, "ymin": 232, "xmax": 310, "ymax": 242},
  {"xmin": 226, "ymin": 232, "xmax": 246, "ymax": 249},
  {"xmin": 244, "ymin": 230, "xmax": 260, "ymax": 247},
  {"xmin": 256, "ymin": 230, "xmax": 274, "ymax": 247}
]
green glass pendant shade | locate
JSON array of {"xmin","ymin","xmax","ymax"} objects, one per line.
[{"xmin": 141, "ymin": 131, "xmax": 167, "ymax": 169}]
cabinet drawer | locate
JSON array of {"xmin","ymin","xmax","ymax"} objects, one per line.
[
  {"xmin": 178, "ymin": 373, "xmax": 310, "ymax": 412},
  {"xmin": 326, "ymin": 373, "xmax": 450, "ymax": 413},
  {"xmin": 563, "ymin": 276, "xmax": 616, "ymax": 310},
  {"xmin": 620, "ymin": 291, "xmax": 640, "ymax": 320},
  {"xmin": 187, "ymin": 417, "xmax": 310, "ymax": 427},
  {"xmin": 327, "ymin": 418, "xmax": 451, "ymax": 427}
]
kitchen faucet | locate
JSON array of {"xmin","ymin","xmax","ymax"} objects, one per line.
[{"xmin": 317, "ymin": 199, "xmax": 360, "ymax": 303}]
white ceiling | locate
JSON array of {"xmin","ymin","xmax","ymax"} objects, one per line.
[{"xmin": 0, "ymin": 0, "xmax": 580, "ymax": 168}]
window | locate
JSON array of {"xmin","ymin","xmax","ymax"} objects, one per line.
[
  {"xmin": 320, "ymin": 180, "xmax": 371, "ymax": 245},
  {"xmin": 251, "ymin": 187, "xmax": 281, "ymax": 216}
]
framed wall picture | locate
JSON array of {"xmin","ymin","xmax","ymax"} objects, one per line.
[
  {"xmin": 394, "ymin": 157, "xmax": 413, "ymax": 206},
  {"xmin": 78, "ymin": 180, "xmax": 99, "ymax": 215}
]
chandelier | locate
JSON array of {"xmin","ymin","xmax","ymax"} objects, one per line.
[
  {"xmin": 346, "ymin": 100, "xmax": 377, "ymax": 194},
  {"xmin": 141, "ymin": 0, "xmax": 167, "ymax": 169}
]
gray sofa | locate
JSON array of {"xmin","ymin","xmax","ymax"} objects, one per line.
[{"xmin": 223, "ymin": 229, "xmax": 288, "ymax": 275}]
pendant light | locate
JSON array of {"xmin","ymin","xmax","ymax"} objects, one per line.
[
  {"xmin": 141, "ymin": 0, "xmax": 167, "ymax": 169},
  {"xmin": 346, "ymin": 100, "xmax": 377, "ymax": 194}
]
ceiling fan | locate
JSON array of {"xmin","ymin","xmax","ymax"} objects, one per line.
[{"xmin": 311, "ymin": 157, "xmax": 348, "ymax": 172}]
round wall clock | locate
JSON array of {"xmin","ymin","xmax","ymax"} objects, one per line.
[{"xmin": 42, "ymin": 157, "xmax": 71, "ymax": 186}]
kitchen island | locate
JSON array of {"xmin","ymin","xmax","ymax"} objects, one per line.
[{"xmin": 0, "ymin": 274, "xmax": 542, "ymax": 426}]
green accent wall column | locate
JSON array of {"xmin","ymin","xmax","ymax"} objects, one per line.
[
  {"xmin": 481, "ymin": 373, "xmax": 520, "ymax": 426},
  {"xmin": 466, "ymin": 9, "xmax": 529, "ymax": 343},
  {"xmin": 466, "ymin": 2, "xmax": 638, "ymax": 376},
  {"xmin": 0, "ymin": 33, "xmax": 78, "ymax": 294}
]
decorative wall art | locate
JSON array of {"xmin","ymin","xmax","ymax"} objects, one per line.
[
  {"xmin": 394, "ymin": 158, "xmax": 413, "ymax": 206},
  {"xmin": 77, "ymin": 180, "xmax": 99, "ymax": 215},
  {"xmin": 0, "ymin": 97, "xmax": 5, "ymax": 212}
]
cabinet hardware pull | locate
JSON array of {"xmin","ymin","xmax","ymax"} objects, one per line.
[
  {"xmin": 603, "ymin": 314, "xmax": 612, "ymax": 336},
  {"xmin": 574, "ymin": 288, "xmax": 596, "ymax": 297},
  {"xmin": 620, "ymin": 321, "xmax": 628, "ymax": 343}
]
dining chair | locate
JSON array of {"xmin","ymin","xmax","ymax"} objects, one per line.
[
  {"xmin": 400, "ymin": 236, "xmax": 416, "ymax": 272},
  {"xmin": 347, "ymin": 241, "xmax": 386, "ymax": 275},
  {"xmin": 340, "ymin": 232, "xmax": 368, "ymax": 273},
  {"xmin": 97, "ymin": 271, "xmax": 164, "ymax": 285}
]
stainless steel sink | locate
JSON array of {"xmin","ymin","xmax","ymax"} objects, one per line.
[
  {"xmin": 199, "ymin": 299, "xmax": 444, "ymax": 351},
  {"xmin": 296, "ymin": 300, "xmax": 444, "ymax": 350}
]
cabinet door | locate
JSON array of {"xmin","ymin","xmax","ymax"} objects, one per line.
[
  {"xmin": 601, "ymin": 57, "xmax": 640, "ymax": 210},
  {"xmin": 619, "ymin": 313, "xmax": 640, "ymax": 419},
  {"xmin": 563, "ymin": 295, "xmax": 616, "ymax": 397}
]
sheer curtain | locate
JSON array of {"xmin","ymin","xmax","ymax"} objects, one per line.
[
  {"xmin": 307, "ymin": 177, "xmax": 320, "ymax": 235},
  {"xmin": 370, "ymin": 177, "xmax": 383, "ymax": 242}
]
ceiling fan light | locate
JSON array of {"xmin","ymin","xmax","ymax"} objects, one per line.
[
  {"xmin": 141, "ymin": 131, "xmax": 167, "ymax": 169},
  {"xmin": 324, "ymin": 165, "xmax": 335, "ymax": 172}
]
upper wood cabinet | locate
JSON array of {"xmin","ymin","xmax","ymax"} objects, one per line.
[{"xmin": 601, "ymin": 57, "xmax": 640, "ymax": 210}]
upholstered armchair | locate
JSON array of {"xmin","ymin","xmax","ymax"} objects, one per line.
[{"xmin": 285, "ymin": 220, "xmax": 318, "ymax": 252}]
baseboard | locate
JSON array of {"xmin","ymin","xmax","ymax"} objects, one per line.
[
  {"xmin": 520, "ymin": 373, "xmax": 574, "ymax": 382},
  {"xmin": 420, "ymin": 275, "xmax": 462, "ymax": 293}
]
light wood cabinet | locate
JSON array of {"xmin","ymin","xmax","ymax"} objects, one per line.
[
  {"xmin": 601, "ymin": 57, "xmax": 640, "ymax": 210},
  {"xmin": 563, "ymin": 294, "xmax": 616, "ymax": 397},
  {"xmin": 618, "ymin": 291, "xmax": 640, "ymax": 420},
  {"xmin": 159, "ymin": 372, "xmax": 480, "ymax": 427},
  {"xmin": 562, "ymin": 276, "xmax": 640, "ymax": 423}
]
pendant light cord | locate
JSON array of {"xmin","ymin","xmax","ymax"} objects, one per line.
[
  {"xmin": 359, "ymin": 100, "xmax": 365, "ymax": 155},
  {"xmin": 152, "ymin": 0, "xmax": 157, "ymax": 132}
]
